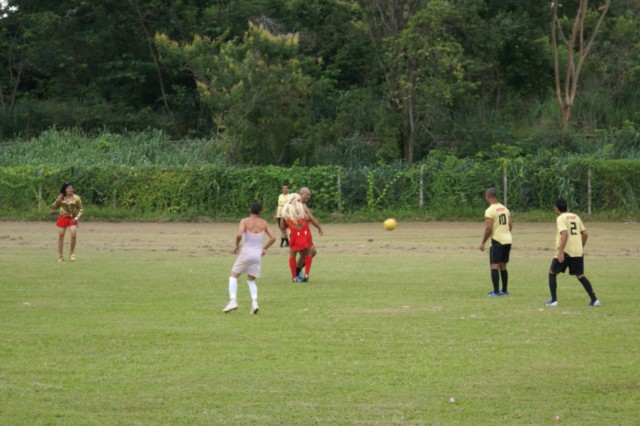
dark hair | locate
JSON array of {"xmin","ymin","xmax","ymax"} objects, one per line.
[
  {"xmin": 485, "ymin": 187, "xmax": 497, "ymax": 198},
  {"xmin": 554, "ymin": 198, "xmax": 568, "ymax": 212},
  {"xmin": 59, "ymin": 182, "xmax": 71, "ymax": 194},
  {"xmin": 250, "ymin": 203, "xmax": 262, "ymax": 214}
]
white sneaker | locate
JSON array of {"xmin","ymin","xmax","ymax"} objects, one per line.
[
  {"xmin": 223, "ymin": 301, "xmax": 238, "ymax": 313},
  {"xmin": 250, "ymin": 302, "xmax": 259, "ymax": 315},
  {"xmin": 546, "ymin": 300, "xmax": 558, "ymax": 307},
  {"xmin": 589, "ymin": 300, "xmax": 601, "ymax": 307}
]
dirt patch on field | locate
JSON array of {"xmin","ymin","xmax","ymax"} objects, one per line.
[{"xmin": 1, "ymin": 220, "xmax": 639, "ymax": 259}]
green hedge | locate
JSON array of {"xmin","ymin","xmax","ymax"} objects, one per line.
[{"xmin": 2, "ymin": 158, "xmax": 639, "ymax": 218}]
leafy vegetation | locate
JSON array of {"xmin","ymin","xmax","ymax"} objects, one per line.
[
  {"xmin": 1, "ymin": 0, "xmax": 639, "ymax": 165},
  {"xmin": 2, "ymin": 130, "xmax": 639, "ymax": 220}
]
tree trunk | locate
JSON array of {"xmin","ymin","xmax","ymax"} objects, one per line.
[
  {"xmin": 9, "ymin": 63, "xmax": 23, "ymax": 108},
  {"xmin": 551, "ymin": 0, "xmax": 611, "ymax": 139},
  {"xmin": 561, "ymin": 105, "xmax": 572, "ymax": 136},
  {"xmin": 130, "ymin": 0, "xmax": 173, "ymax": 118},
  {"xmin": 403, "ymin": 85, "xmax": 416, "ymax": 164},
  {"xmin": 357, "ymin": 0, "xmax": 419, "ymax": 163}
]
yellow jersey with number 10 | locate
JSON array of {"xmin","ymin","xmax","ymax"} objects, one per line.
[
  {"xmin": 485, "ymin": 203, "xmax": 512, "ymax": 245},
  {"xmin": 556, "ymin": 212, "xmax": 585, "ymax": 257}
]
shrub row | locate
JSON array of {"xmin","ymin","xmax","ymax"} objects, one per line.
[{"xmin": 1, "ymin": 157, "xmax": 639, "ymax": 218}]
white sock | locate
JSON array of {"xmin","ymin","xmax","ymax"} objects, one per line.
[
  {"xmin": 228, "ymin": 277, "xmax": 238, "ymax": 302},
  {"xmin": 247, "ymin": 280, "xmax": 258, "ymax": 303}
]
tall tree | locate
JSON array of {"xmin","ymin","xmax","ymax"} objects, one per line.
[
  {"xmin": 387, "ymin": 2, "xmax": 469, "ymax": 162},
  {"xmin": 157, "ymin": 21, "xmax": 322, "ymax": 164},
  {"xmin": 130, "ymin": 0, "xmax": 172, "ymax": 117},
  {"xmin": 551, "ymin": 0, "xmax": 612, "ymax": 134},
  {"xmin": 357, "ymin": 0, "xmax": 470, "ymax": 163},
  {"xmin": 355, "ymin": 0, "xmax": 420, "ymax": 163}
]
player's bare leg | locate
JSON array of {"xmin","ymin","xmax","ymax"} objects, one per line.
[
  {"xmin": 69, "ymin": 225, "xmax": 77, "ymax": 260},
  {"xmin": 57, "ymin": 227, "xmax": 66, "ymax": 261}
]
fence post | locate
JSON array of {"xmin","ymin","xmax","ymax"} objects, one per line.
[
  {"xmin": 336, "ymin": 168, "xmax": 343, "ymax": 212},
  {"xmin": 37, "ymin": 168, "xmax": 43, "ymax": 211},
  {"xmin": 503, "ymin": 162, "xmax": 508, "ymax": 207},
  {"xmin": 419, "ymin": 163, "xmax": 425, "ymax": 207},
  {"xmin": 587, "ymin": 168, "xmax": 592, "ymax": 214}
]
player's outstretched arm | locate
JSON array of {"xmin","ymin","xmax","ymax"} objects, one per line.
[
  {"xmin": 263, "ymin": 224, "xmax": 277, "ymax": 255},
  {"xmin": 303, "ymin": 205, "xmax": 323, "ymax": 236}
]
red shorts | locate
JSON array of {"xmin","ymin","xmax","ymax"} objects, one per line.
[
  {"xmin": 289, "ymin": 227, "xmax": 312, "ymax": 251},
  {"xmin": 57, "ymin": 215, "xmax": 78, "ymax": 228}
]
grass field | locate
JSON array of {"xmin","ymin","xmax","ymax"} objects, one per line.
[{"xmin": 1, "ymin": 220, "xmax": 639, "ymax": 425}]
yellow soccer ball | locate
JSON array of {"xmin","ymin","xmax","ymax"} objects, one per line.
[{"xmin": 383, "ymin": 218, "xmax": 397, "ymax": 231}]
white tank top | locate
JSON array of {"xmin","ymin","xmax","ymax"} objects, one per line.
[{"xmin": 240, "ymin": 231, "xmax": 264, "ymax": 259}]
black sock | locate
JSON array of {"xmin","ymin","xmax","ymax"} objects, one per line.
[
  {"xmin": 296, "ymin": 267, "xmax": 302, "ymax": 276},
  {"xmin": 500, "ymin": 270, "xmax": 508, "ymax": 292},
  {"xmin": 279, "ymin": 238, "xmax": 284, "ymax": 247},
  {"xmin": 579, "ymin": 276, "xmax": 597, "ymax": 301},
  {"xmin": 284, "ymin": 238, "xmax": 289, "ymax": 247},
  {"xmin": 549, "ymin": 274, "xmax": 558, "ymax": 301},
  {"xmin": 491, "ymin": 269, "xmax": 499, "ymax": 293}
]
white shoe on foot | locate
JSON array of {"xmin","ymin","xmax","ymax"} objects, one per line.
[
  {"xmin": 250, "ymin": 302, "xmax": 259, "ymax": 315},
  {"xmin": 223, "ymin": 301, "xmax": 238, "ymax": 313}
]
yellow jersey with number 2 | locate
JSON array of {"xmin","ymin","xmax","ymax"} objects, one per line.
[
  {"xmin": 484, "ymin": 203, "xmax": 512, "ymax": 245},
  {"xmin": 556, "ymin": 212, "xmax": 585, "ymax": 257}
]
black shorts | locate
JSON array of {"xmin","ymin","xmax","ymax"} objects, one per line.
[
  {"xmin": 489, "ymin": 240, "xmax": 511, "ymax": 264},
  {"xmin": 550, "ymin": 255, "xmax": 584, "ymax": 275}
]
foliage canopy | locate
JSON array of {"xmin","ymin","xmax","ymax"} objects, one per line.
[{"xmin": 1, "ymin": 0, "xmax": 639, "ymax": 165}]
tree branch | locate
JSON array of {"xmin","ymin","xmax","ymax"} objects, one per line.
[
  {"xmin": 130, "ymin": 0, "xmax": 173, "ymax": 117},
  {"xmin": 551, "ymin": 2, "xmax": 564, "ymax": 108}
]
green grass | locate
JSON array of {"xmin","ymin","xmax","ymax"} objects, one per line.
[{"xmin": 1, "ymin": 221, "xmax": 639, "ymax": 425}]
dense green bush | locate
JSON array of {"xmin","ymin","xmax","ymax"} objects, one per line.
[
  {"xmin": 2, "ymin": 157, "xmax": 639, "ymax": 219},
  {"xmin": 2, "ymin": 130, "xmax": 639, "ymax": 219},
  {"xmin": 588, "ymin": 159, "xmax": 640, "ymax": 210}
]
